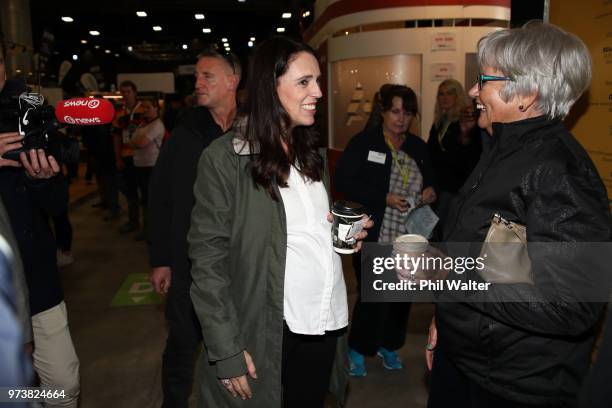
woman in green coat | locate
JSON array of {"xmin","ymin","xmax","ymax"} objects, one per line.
[{"xmin": 188, "ymin": 37, "xmax": 372, "ymax": 407}]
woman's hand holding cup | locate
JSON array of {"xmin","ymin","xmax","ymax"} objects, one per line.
[{"xmin": 329, "ymin": 200, "xmax": 374, "ymax": 254}]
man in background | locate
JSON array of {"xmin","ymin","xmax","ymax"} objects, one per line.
[
  {"xmin": 148, "ymin": 49, "xmax": 240, "ymax": 407},
  {"xmin": 111, "ymin": 80, "xmax": 145, "ymax": 233}
]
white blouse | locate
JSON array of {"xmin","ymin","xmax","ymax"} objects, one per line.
[{"xmin": 279, "ymin": 166, "xmax": 348, "ymax": 335}]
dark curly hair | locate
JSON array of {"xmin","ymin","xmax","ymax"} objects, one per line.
[{"xmin": 242, "ymin": 36, "xmax": 323, "ymax": 200}]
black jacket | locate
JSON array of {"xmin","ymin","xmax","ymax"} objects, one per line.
[
  {"xmin": 437, "ymin": 116, "xmax": 611, "ymax": 406},
  {"xmin": 0, "ymin": 170, "xmax": 67, "ymax": 316},
  {"xmin": 579, "ymin": 305, "xmax": 612, "ymax": 408},
  {"xmin": 334, "ymin": 125, "xmax": 435, "ymax": 242},
  {"xmin": 428, "ymin": 120, "xmax": 481, "ymax": 193},
  {"xmin": 147, "ymin": 106, "xmax": 224, "ymax": 280},
  {"xmin": 0, "ymin": 79, "xmax": 67, "ymax": 316}
]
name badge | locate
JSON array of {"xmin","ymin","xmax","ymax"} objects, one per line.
[{"xmin": 367, "ymin": 150, "xmax": 386, "ymax": 164}]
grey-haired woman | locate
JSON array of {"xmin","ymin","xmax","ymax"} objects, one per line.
[{"xmin": 426, "ymin": 22, "xmax": 611, "ymax": 408}]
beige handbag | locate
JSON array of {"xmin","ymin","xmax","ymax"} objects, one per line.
[{"xmin": 478, "ymin": 213, "xmax": 533, "ymax": 284}]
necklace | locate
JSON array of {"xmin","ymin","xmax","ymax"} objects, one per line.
[
  {"xmin": 437, "ymin": 119, "xmax": 452, "ymax": 152},
  {"xmin": 383, "ymin": 130, "xmax": 410, "ymax": 187}
]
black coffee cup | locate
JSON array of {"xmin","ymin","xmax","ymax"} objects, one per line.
[{"xmin": 332, "ymin": 200, "xmax": 365, "ymax": 254}]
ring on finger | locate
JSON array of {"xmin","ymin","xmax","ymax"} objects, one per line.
[{"xmin": 221, "ymin": 378, "xmax": 231, "ymax": 387}]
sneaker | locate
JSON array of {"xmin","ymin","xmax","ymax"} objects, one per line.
[
  {"xmin": 57, "ymin": 250, "xmax": 74, "ymax": 267},
  {"xmin": 377, "ymin": 347, "xmax": 403, "ymax": 370},
  {"xmin": 348, "ymin": 348, "xmax": 367, "ymax": 377}
]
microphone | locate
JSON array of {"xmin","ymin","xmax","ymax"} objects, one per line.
[{"xmin": 54, "ymin": 98, "xmax": 115, "ymax": 125}]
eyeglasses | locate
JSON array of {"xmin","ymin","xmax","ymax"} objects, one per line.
[
  {"xmin": 219, "ymin": 51, "xmax": 237, "ymax": 75},
  {"xmin": 477, "ymin": 73, "xmax": 512, "ymax": 90},
  {"xmin": 199, "ymin": 47, "xmax": 238, "ymax": 75}
]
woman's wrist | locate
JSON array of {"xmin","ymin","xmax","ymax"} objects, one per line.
[{"xmin": 216, "ymin": 351, "xmax": 248, "ymax": 379}]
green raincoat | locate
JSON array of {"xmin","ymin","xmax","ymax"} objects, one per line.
[{"xmin": 188, "ymin": 131, "xmax": 349, "ymax": 407}]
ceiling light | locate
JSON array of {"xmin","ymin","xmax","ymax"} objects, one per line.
[
  {"xmin": 238, "ymin": 0, "xmax": 246, "ymax": 2},
  {"xmin": 226, "ymin": 47, "xmax": 231, "ymax": 51},
  {"xmin": 136, "ymin": 11, "xmax": 147, "ymax": 17},
  {"xmin": 302, "ymin": 11, "xmax": 311, "ymax": 18},
  {"xmin": 250, "ymin": 37, "xmax": 256, "ymax": 42},
  {"xmin": 127, "ymin": 46, "xmax": 133, "ymax": 51},
  {"xmin": 195, "ymin": 14, "xmax": 205, "ymax": 20},
  {"xmin": 61, "ymin": 16, "xmax": 74, "ymax": 22},
  {"xmin": 105, "ymin": 49, "xmax": 111, "ymax": 54},
  {"xmin": 153, "ymin": 26, "xmax": 162, "ymax": 31},
  {"xmin": 114, "ymin": 53, "xmax": 120, "ymax": 57},
  {"xmin": 80, "ymin": 40, "xmax": 87, "ymax": 44},
  {"xmin": 89, "ymin": 30, "xmax": 100, "ymax": 36},
  {"xmin": 248, "ymin": 41, "xmax": 254, "ymax": 47},
  {"xmin": 222, "ymin": 38, "xmax": 228, "ymax": 43},
  {"xmin": 182, "ymin": 44, "xmax": 188, "ymax": 49},
  {"xmin": 202, "ymin": 28, "xmax": 212, "ymax": 33},
  {"xmin": 72, "ymin": 54, "xmax": 78, "ymax": 61},
  {"xmin": 345, "ymin": 31, "xmax": 349, "ymax": 35},
  {"xmin": 282, "ymin": 13, "xmax": 291, "ymax": 19},
  {"xmin": 94, "ymin": 45, "xmax": 100, "ymax": 49},
  {"xmin": 276, "ymin": 27, "xmax": 285, "ymax": 33}
]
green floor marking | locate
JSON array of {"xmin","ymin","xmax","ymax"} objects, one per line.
[{"xmin": 111, "ymin": 273, "xmax": 165, "ymax": 306}]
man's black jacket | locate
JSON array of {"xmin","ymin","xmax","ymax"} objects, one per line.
[
  {"xmin": 437, "ymin": 116, "xmax": 611, "ymax": 407},
  {"xmin": 147, "ymin": 106, "xmax": 224, "ymax": 281}
]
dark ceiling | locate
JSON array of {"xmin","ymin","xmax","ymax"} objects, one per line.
[
  {"xmin": 29, "ymin": 0, "xmax": 315, "ymax": 90},
  {"xmin": 27, "ymin": 1, "xmax": 542, "ymax": 93},
  {"xmin": 30, "ymin": 0, "xmax": 316, "ymax": 59}
]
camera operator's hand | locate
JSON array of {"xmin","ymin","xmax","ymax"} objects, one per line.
[
  {"xmin": 0, "ymin": 132, "xmax": 24, "ymax": 168},
  {"xmin": 20, "ymin": 149, "xmax": 60, "ymax": 180}
]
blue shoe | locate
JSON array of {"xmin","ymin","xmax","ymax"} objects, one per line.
[
  {"xmin": 377, "ymin": 347, "xmax": 403, "ymax": 370},
  {"xmin": 348, "ymin": 348, "xmax": 367, "ymax": 377}
]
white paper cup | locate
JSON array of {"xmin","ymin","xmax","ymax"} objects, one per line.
[
  {"xmin": 393, "ymin": 234, "xmax": 429, "ymax": 254},
  {"xmin": 393, "ymin": 234, "xmax": 429, "ymax": 280}
]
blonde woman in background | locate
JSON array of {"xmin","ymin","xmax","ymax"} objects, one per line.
[{"xmin": 427, "ymin": 79, "xmax": 481, "ymax": 232}]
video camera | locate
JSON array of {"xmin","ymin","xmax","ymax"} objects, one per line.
[{"xmin": 0, "ymin": 92, "xmax": 81, "ymax": 165}]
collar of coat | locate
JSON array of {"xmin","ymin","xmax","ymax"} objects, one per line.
[
  {"xmin": 232, "ymin": 137, "xmax": 260, "ymax": 156},
  {"xmin": 489, "ymin": 115, "xmax": 559, "ymax": 151},
  {"xmin": 230, "ymin": 116, "xmax": 260, "ymax": 156}
]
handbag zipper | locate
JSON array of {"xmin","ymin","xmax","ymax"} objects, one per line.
[{"xmin": 492, "ymin": 213, "xmax": 516, "ymax": 230}]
